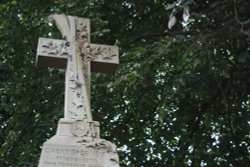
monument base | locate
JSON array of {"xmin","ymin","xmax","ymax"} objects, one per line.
[{"xmin": 38, "ymin": 119, "xmax": 119, "ymax": 167}]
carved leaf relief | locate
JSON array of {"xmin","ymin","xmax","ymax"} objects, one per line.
[
  {"xmin": 75, "ymin": 137, "xmax": 120, "ymax": 166},
  {"xmin": 40, "ymin": 39, "xmax": 71, "ymax": 57},
  {"xmin": 76, "ymin": 21, "xmax": 89, "ymax": 42},
  {"xmin": 90, "ymin": 45, "xmax": 117, "ymax": 61},
  {"xmin": 68, "ymin": 110, "xmax": 78, "ymax": 119}
]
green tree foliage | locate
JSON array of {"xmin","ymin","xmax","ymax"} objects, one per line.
[{"xmin": 0, "ymin": 0, "xmax": 249, "ymax": 166}]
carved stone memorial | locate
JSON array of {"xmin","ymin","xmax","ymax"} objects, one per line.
[{"xmin": 36, "ymin": 14, "xmax": 119, "ymax": 167}]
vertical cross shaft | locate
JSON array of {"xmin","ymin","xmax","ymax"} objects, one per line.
[{"xmin": 64, "ymin": 16, "xmax": 92, "ymax": 121}]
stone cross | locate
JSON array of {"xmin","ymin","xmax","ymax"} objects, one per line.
[
  {"xmin": 37, "ymin": 15, "xmax": 120, "ymax": 167},
  {"xmin": 36, "ymin": 14, "xmax": 119, "ymax": 137}
]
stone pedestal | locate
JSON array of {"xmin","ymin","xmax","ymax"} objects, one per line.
[{"xmin": 38, "ymin": 119, "xmax": 119, "ymax": 167}]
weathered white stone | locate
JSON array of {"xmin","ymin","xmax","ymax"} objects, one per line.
[{"xmin": 36, "ymin": 14, "xmax": 119, "ymax": 167}]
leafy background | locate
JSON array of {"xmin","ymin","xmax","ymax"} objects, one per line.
[{"xmin": 0, "ymin": 0, "xmax": 249, "ymax": 166}]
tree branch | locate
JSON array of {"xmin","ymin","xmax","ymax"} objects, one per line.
[
  {"xmin": 233, "ymin": 5, "xmax": 250, "ymax": 38},
  {"xmin": 124, "ymin": 30, "xmax": 193, "ymax": 47}
]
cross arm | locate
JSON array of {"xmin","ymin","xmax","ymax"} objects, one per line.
[
  {"xmin": 89, "ymin": 44, "xmax": 119, "ymax": 73},
  {"xmin": 36, "ymin": 38, "xmax": 70, "ymax": 68}
]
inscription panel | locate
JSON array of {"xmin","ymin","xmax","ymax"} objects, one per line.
[{"xmin": 39, "ymin": 144, "xmax": 101, "ymax": 167}]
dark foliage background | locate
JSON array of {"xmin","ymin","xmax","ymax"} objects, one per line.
[{"xmin": 0, "ymin": 0, "xmax": 249, "ymax": 166}]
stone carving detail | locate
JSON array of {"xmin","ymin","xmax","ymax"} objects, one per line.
[
  {"xmin": 91, "ymin": 45, "xmax": 117, "ymax": 61},
  {"xmin": 70, "ymin": 118, "xmax": 119, "ymax": 166},
  {"xmin": 68, "ymin": 70, "xmax": 87, "ymax": 119},
  {"xmin": 79, "ymin": 45, "xmax": 92, "ymax": 63},
  {"xmin": 75, "ymin": 137, "xmax": 120, "ymax": 166},
  {"xmin": 40, "ymin": 39, "xmax": 71, "ymax": 57},
  {"xmin": 71, "ymin": 120, "xmax": 89, "ymax": 137},
  {"xmin": 76, "ymin": 21, "xmax": 89, "ymax": 43},
  {"xmin": 79, "ymin": 45, "xmax": 118, "ymax": 63}
]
